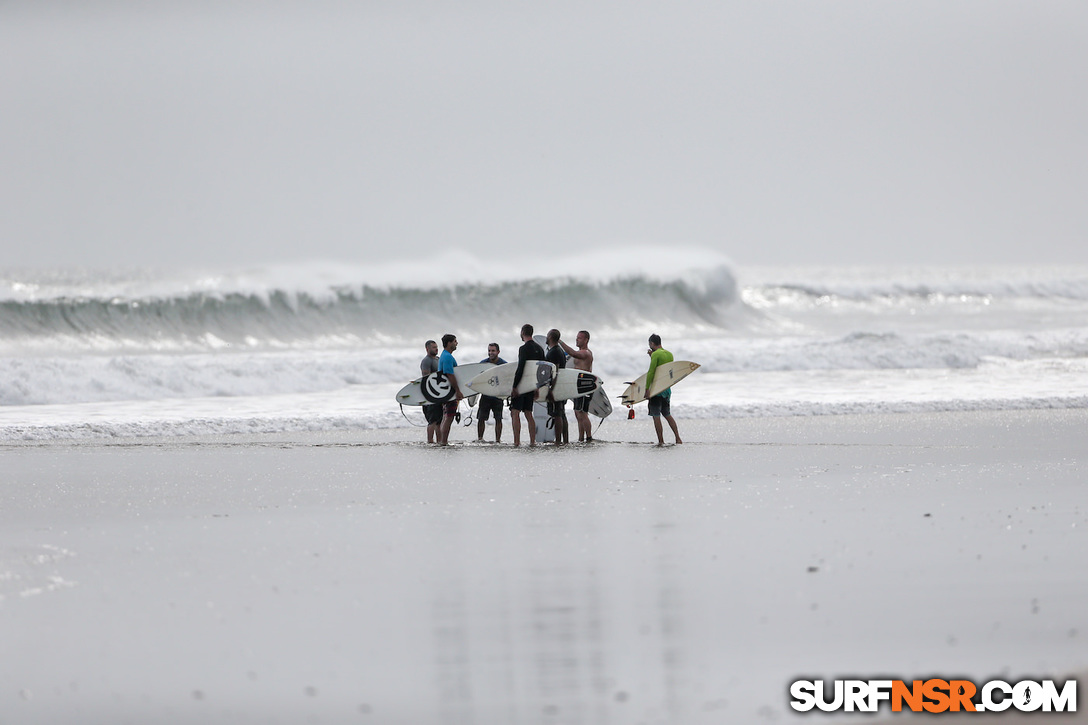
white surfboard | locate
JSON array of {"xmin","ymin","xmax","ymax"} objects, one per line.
[
  {"xmin": 546, "ymin": 368, "xmax": 602, "ymax": 402},
  {"xmin": 395, "ymin": 362, "xmax": 493, "ymax": 405},
  {"xmin": 619, "ymin": 361, "xmax": 700, "ymax": 406},
  {"xmin": 586, "ymin": 386, "xmax": 613, "ymax": 419},
  {"xmin": 466, "ymin": 360, "xmax": 557, "ymax": 399}
]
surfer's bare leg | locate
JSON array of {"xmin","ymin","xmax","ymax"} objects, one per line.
[
  {"xmin": 577, "ymin": 411, "xmax": 592, "ymax": 441},
  {"xmin": 526, "ymin": 412, "xmax": 537, "ymax": 446},
  {"xmin": 653, "ymin": 416, "xmax": 665, "ymax": 446},
  {"xmin": 511, "ymin": 410, "xmax": 522, "ymax": 446},
  {"xmin": 439, "ymin": 414, "xmax": 454, "ymax": 446},
  {"xmin": 552, "ymin": 412, "xmax": 567, "ymax": 446},
  {"xmin": 665, "ymin": 415, "xmax": 682, "ymax": 444},
  {"xmin": 494, "ymin": 419, "xmax": 502, "ymax": 443},
  {"xmin": 477, "ymin": 417, "xmax": 486, "ymax": 441}
]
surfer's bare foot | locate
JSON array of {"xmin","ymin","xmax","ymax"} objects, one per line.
[{"xmin": 675, "ymin": 438, "xmax": 683, "ymax": 444}]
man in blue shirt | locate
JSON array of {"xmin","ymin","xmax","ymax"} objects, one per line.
[{"xmin": 438, "ymin": 333, "xmax": 464, "ymax": 446}]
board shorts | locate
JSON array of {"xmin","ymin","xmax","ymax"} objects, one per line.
[
  {"xmin": 547, "ymin": 399, "xmax": 567, "ymax": 417},
  {"xmin": 423, "ymin": 403, "xmax": 442, "ymax": 426},
  {"xmin": 510, "ymin": 392, "xmax": 535, "ymax": 412},
  {"xmin": 572, "ymin": 395, "xmax": 590, "ymax": 413},
  {"xmin": 647, "ymin": 394, "xmax": 671, "ymax": 418},
  {"xmin": 478, "ymin": 395, "xmax": 503, "ymax": 421},
  {"xmin": 443, "ymin": 400, "xmax": 459, "ymax": 418}
]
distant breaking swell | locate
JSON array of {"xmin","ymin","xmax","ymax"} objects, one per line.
[{"xmin": 0, "ymin": 273, "xmax": 743, "ymax": 351}]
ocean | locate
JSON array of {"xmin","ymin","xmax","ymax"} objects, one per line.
[{"xmin": 3, "ymin": 250, "xmax": 1087, "ymax": 441}]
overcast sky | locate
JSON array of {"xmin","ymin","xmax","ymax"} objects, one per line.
[{"xmin": 2, "ymin": 1, "xmax": 1085, "ymax": 270}]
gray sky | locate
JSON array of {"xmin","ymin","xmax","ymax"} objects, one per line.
[{"xmin": 2, "ymin": 1, "xmax": 1086, "ymax": 270}]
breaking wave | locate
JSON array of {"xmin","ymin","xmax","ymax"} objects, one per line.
[{"xmin": 0, "ymin": 252, "xmax": 744, "ymax": 352}]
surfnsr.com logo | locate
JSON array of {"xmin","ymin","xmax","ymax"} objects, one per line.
[{"xmin": 789, "ymin": 678, "xmax": 1077, "ymax": 714}]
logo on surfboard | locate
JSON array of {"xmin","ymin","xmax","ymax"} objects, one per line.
[
  {"xmin": 535, "ymin": 362, "xmax": 552, "ymax": 387},
  {"xmin": 421, "ymin": 373, "xmax": 453, "ymax": 403},
  {"xmin": 576, "ymin": 373, "xmax": 596, "ymax": 395}
]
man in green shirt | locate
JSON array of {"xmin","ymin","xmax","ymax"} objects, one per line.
[{"xmin": 645, "ymin": 334, "xmax": 683, "ymax": 445}]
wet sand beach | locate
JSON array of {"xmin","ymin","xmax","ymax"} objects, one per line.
[{"xmin": 2, "ymin": 410, "xmax": 1086, "ymax": 724}]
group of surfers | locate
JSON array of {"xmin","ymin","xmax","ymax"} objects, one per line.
[{"xmin": 419, "ymin": 324, "xmax": 683, "ymax": 447}]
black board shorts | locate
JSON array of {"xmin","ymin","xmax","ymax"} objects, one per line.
[
  {"xmin": 478, "ymin": 395, "xmax": 503, "ymax": 421},
  {"xmin": 547, "ymin": 399, "xmax": 567, "ymax": 417},
  {"xmin": 572, "ymin": 395, "xmax": 590, "ymax": 413},
  {"xmin": 510, "ymin": 392, "xmax": 534, "ymax": 412},
  {"xmin": 647, "ymin": 394, "xmax": 671, "ymax": 417},
  {"xmin": 423, "ymin": 403, "xmax": 442, "ymax": 425}
]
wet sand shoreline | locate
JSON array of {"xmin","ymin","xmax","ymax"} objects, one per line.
[{"xmin": 2, "ymin": 410, "xmax": 1086, "ymax": 723}]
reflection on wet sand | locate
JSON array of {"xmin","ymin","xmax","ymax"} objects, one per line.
[{"xmin": 427, "ymin": 502, "xmax": 690, "ymax": 725}]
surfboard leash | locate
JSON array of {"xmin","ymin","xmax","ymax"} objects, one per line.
[{"xmin": 398, "ymin": 403, "xmax": 428, "ymax": 427}]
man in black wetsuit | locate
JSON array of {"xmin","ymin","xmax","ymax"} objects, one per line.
[
  {"xmin": 510, "ymin": 324, "xmax": 545, "ymax": 447},
  {"xmin": 545, "ymin": 329, "xmax": 569, "ymax": 445}
]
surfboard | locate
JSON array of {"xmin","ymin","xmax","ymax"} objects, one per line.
[
  {"xmin": 395, "ymin": 362, "xmax": 493, "ymax": 406},
  {"xmin": 546, "ymin": 368, "xmax": 603, "ymax": 402},
  {"xmin": 465, "ymin": 360, "xmax": 557, "ymax": 399},
  {"xmin": 619, "ymin": 361, "xmax": 700, "ymax": 406},
  {"xmin": 586, "ymin": 386, "xmax": 613, "ymax": 419}
]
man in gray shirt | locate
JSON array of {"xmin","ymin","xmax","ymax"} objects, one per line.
[{"xmin": 420, "ymin": 339, "xmax": 441, "ymax": 443}]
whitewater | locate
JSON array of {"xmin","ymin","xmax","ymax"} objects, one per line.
[{"xmin": 3, "ymin": 250, "xmax": 1088, "ymax": 441}]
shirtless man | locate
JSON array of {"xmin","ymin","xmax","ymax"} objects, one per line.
[{"xmin": 559, "ymin": 329, "xmax": 594, "ymax": 442}]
